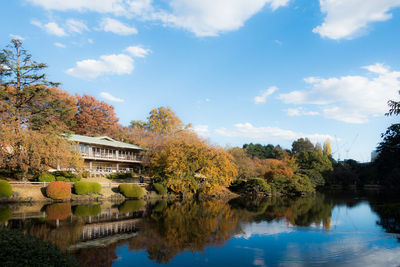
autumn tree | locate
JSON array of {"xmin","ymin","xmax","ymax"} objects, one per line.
[
  {"xmin": 0, "ymin": 122, "xmax": 83, "ymax": 178},
  {"xmin": 147, "ymin": 106, "xmax": 191, "ymax": 136},
  {"xmin": 72, "ymin": 94, "xmax": 119, "ymax": 136},
  {"xmin": 323, "ymin": 139, "xmax": 332, "ymax": 155}
]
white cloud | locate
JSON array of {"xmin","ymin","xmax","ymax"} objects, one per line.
[
  {"xmin": 279, "ymin": 63, "xmax": 400, "ymax": 123},
  {"xmin": 31, "ymin": 20, "xmax": 67, "ymax": 36},
  {"xmin": 66, "ymin": 19, "xmax": 89, "ymax": 33},
  {"xmin": 254, "ymin": 86, "xmax": 278, "ymax": 104},
  {"xmin": 193, "ymin": 125, "xmax": 210, "ymax": 137},
  {"xmin": 125, "ymin": 46, "xmax": 151, "ymax": 58},
  {"xmin": 66, "ymin": 53, "xmax": 134, "ymax": 79},
  {"xmin": 154, "ymin": 0, "xmax": 290, "ymax": 37},
  {"xmin": 100, "ymin": 92, "xmax": 125, "ymax": 102},
  {"xmin": 215, "ymin": 122, "xmax": 333, "ymax": 143},
  {"xmin": 27, "ymin": 0, "xmax": 128, "ymax": 15},
  {"xmin": 313, "ymin": 0, "xmax": 400, "ymax": 40},
  {"xmin": 9, "ymin": 34, "xmax": 25, "ymax": 40},
  {"xmin": 28, "ymin": 0, "xmax": 290, "ymax": 37},
  {"xmin": 99, "ymin": 18, "xmax": 138, "ymax": 35},
  {"xmin": 286, "ymin": 107, "xmax": 318, "ymax": 117},
  {"xmin": 88, "ymin": 38, "xmax": 94, "ymax": 44},
  {"xmin": 54, "ymin": 42, "xmax": 66, "ymax": 48}
]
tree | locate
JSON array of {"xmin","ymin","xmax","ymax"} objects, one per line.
[
  {"xmin": 323, "ymin": 139, "xmax": 332, "ymax": 155},
  {"xmin": 386, "ymin": 90, "xmax": 400, "ymax": 116},
  {"xmin": 72, "ymin": 94, "xmax": 119, "ymax": 136},
  {"xmin": 147, "ymin": 106, "xmax": 191, "ymax": 136},
  {"xmin": 291, "ymin": 138, "xmax": 315, "ymax": 154},
  {"xmin": 0, "ymin": 40, "xmax": 75, "ymax": 132},
  {"xmin": 0, "ymin": 123, "xmax": 83, "ymax": 179}
]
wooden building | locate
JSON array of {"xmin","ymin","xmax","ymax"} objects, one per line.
[{"xmin": 67, "ymin": 134, "xmax": 146, "ymax": 174}]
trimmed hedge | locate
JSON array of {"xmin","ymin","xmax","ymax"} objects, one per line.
[
  {"xmin": 153, "ymin": 183, "xmax": 167, "ymax": 195},
  {"xmin": 118, "ymin": 200, "xmax": 144, "ymax": 213},
  {"xmin": 108, "ymin": 172, "xmax": 136, "ymax": 179},
  {"xmin": 45, "ymin": 203, "xmax": 72, "ymax": 220},
  {"xmin": 73, "ymin": 205, "xmax": 101, "ymax": 217},
  {"xmin": 74, "ymin": 182, "xmax": 102, "ymax": 195},
  {"xmin": 0, "ymin": 229, "xmax": 79, "ymax": 267},
  {"xmin": 0, "ymin": 180, "xmax": 12, "ymax": 197},
  {"xmin": 46, "ymin": 181, "xmax": 71, "ymax": 200},
  {"xmin": 38, "ymin": 173, "xmax": 55, "ymax": 183},
  {"xmin": 119, "ymin": 184, "xmax": 143, "ymax": 198},
  {"xmin": 81, "ymin": 171, "xmax": 90, "ymax": 178}
]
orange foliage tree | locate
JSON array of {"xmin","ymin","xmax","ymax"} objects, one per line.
[{"xmin": 72, "ymin": 94, "xmax": 119, "ymax": 136}]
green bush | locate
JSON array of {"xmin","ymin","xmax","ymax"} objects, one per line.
[
  {"xmin": 81, "ymin": 170, "xmax": 90, "ymax": 178},
  {"xmin": 0, "ymin": 180, "xmax": 12, "ymax": 197},
  {"xmin": 108, "ymin": 172, "xmax": 136, "ymax": 179},
  {"xmin": 53, "ymin": 171, "xmax": 81, "ymax": 180},
  {"xmin": 73, "ymin": 205, "xmax": 101, "ymax": 217},
  {"xmin": 38, "ymin": 173, "xmax": 55, "ymax": 183},
  {"xmin": 229, "ymin": 179, "xmax": 246, "ymax": 192},
  {"xmin": 46, "ymin": 182, "xmax": 71, "ymax": 200},
  {"xmin": 153, "ymin": 183, "xmax": 167, "ymax": 195},
  {"xmin": 246, "ymin": 178, "xmax": 271, "ymax": 195},
  {"xmin": 74, "ymin": 182, "xmax": 102, "ymax": 195},
  {"xmin": 56, "ymin": 176, "xmax": 67, "ymax": 182},
  {"xmin": 0, "ymin": 207, "xmax": 12, "ymax": 223},
  {"xmin": 119, "ymin": 184, "xmax": 143, "ymax": 198},
  {"xmin": 0, "ymin": 229, "xmax": 78, "ymax": 266},
  {"xmin": 118, "ymin": 200, "xmax": 144, "ymax": 213}
]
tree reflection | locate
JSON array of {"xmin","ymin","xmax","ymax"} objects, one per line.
[
  {"xmin": 128, "ymin": 200, "xmax": 241, "ymax": 264},
  {"xmin": 372, "ymin": 203, "xmax": 400, "ymax": 237},
  {"xmin": 230, "ymin": 194, "xmax": 334, "ymax": 229}
]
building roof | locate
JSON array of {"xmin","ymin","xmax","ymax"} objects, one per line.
[{"xmin": 66, "ymin": 134, "xmax": 146, "ymax": 150}]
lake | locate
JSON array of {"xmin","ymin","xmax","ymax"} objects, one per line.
[{"xmin": 1, "ymin": 191, "xmax": 400, "ymax": 266}]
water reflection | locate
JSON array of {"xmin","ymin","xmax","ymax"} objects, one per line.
[{"xmin": 0, "ymin": 192, "xmax": 400, "ymax": 266}]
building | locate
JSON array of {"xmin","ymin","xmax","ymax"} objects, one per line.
[{"xmin": 67, "ymin": 134, "xmax": 146, "ymax": 174}]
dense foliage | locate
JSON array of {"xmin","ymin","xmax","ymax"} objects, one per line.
[
  {"xmin": 74, "ymin": 181, "xmax": 101, "ymax": 195},
  {"xmin": 153, "ymin": 183, "xmax": 167, "ymax": 195},
  {"xmin": 38, "ymin": 173, "xmax": 56, "ymax": 182},
  {"xmin": 119, "ymin": 184, "xmax": 143, "ymax": 198},
  {"xmin": 46, "ymin": 181, "xmax": 71, "ymax": 200},
  {"xmin": 0, "ymin": 229, "xmax": 78, "ymax": 267},
  {"xmin": 0, "ymin": 180, "xmax": 12, "ymax": 197}
]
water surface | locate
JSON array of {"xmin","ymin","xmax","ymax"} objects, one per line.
[{"xmin": 1, "ymin": 191, "xmax": 400, "ymax": 266}]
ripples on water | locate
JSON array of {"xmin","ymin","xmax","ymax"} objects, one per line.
[{"xmin": 1, "ymin": 191, "xmax": 400, "ymax": 266}]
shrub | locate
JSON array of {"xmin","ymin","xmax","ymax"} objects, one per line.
[
  {"xmin": 56, "ymin": 176, "xmax": 67, "ymax": 182},
  {"xmin": 74, "ymin": 182, "xmax": 102, "ymax": 195},
  {"xmin": 46, "ymin": 181, "xmax": 71, "ymax": 200},
  {"xmin": 0, "ymin": 180, "xmax": 12, "ymax": 197},
  {"xmin": 229, "ymin": 179, "xmax": 246, "ymax": 192},
  {"xmin": 38, "ymin": 173, "xmax": 55, "ymax": 183},
  {"xmin": 153, "ymin": 183, "xmax": 167, "ymax": 195},
  {"xmin": 81, "ymin": 170, "xmax": 90, "ymax": 178},
  {"xmin": 45, "ymin": 203, "xmax": 71, "ymax": 220},
  {"xmin": 0, "ymin": 207, "xmax": 12, "ymax": 223},
  {"xmin": 0, "ymin": 229, "xmax": 78, "ymax": 266},
  {"xmin": 119, "ymin": 184, "xmax": 143, "ymax": 198},
  {"xmin": 73, "ymin": 205, "xmax": 101, "ymax": 217},
  {"xmin": 246, "ymin": 178, "xmax": 271, "ymax": 195},
  {"xmin": 54, "ymin": 171, "xmax": 81, "ymax": 180},
  {"xmin": 118, "ymin": 200, "xmax": 144, "ymax": 213}
]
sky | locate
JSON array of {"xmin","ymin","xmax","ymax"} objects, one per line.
[{"xmin": 1, "ymin": 0, "xmax": 400, "ymax": 162}]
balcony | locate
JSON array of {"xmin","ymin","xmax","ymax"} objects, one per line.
[{"xmin": 79, "ymin": 152, "xmax": 144, "ymax": 163}]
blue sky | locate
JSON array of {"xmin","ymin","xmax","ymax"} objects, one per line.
[{"xmin": 1, "ymin": 0, "xmax": 400, "ymax": 162}]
